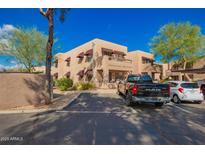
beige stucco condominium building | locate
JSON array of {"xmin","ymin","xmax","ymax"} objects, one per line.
[
  {"xmin": 166, "ymin": 57, "xmax": 205, "ymax": 81},
  {"xmin": 54, "ymin": 38, "xmax": 166, "ymax": 88}
]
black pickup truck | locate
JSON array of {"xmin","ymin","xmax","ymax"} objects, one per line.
[{"xmin": 117, "ymin": 74, "xmax": 170, "ymax": 107}]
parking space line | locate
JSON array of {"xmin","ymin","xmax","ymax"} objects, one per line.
[
  {"xmin": 56, "ymin": 110, "xmax": 137, "ymax": 114},
  {"xmin": 56, "ymin": 110, "xmax": 110, "ymax": 114},
  {"xmin": 167, "ymin": 103, "xmax": 194, "ymax": 114},
  {"xmin": 92, "ymin": 120, "xmax": 97, "ymax": 145},
  {"xmin": 174, "ymin": 105, "xmax": 193, "ymax": 114}
]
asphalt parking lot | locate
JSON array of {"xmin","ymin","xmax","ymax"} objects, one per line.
[{"xmin": 0, "ymin": 91, "xmax": 205, "ymax": 145}]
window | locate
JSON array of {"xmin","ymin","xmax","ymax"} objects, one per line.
[
  {"xmin": 169, "ymin": 82, "xmax": 178, "ymax": 87},
  {"xmin": 67, "ymin": 61, "xmax": 70, "ymax": 66},
  {"xmin": 86, "ymin": 56, "xmax": 92, "ymax": 62},
  {"xmin": 113, "ymin": 54, "xmax": 125, "ymax": 61},
  {"xmin": 66, "ymin": 60, "xmax": 71, "ymax": 66},
  {"xmin": 78, "ymin": 58, "xmax": 83, "ymax": 64},
  {"xmin": 140, "ymin": 75, "xmax": 152, "ymax": 81},
  {"xmin": 65, "ymin": 57, "xmax": 71, "ymax": 66},
  {"xmin": 141, "ymin": 72, "xmax": 148, "ymax": 75},
  {"xmin": 66, "ymin": 75, "xmax": 70, "ymax": 79},
  {"xmin": 171, "ymin": 76, "xmax": 179, "ymax": 80},
  {"xmin": 53, "ymin": 73, "xmax": 58, "ymax": 80},
  {"xmin": 102, "ymin": 48, "xmax": 113, "ymax": 56},
  {"xmin": 127, "ymin": 75, "xmax": 152, "ymax": 83},
  {"xmin": 117, "ymin": 54, "xmax": 125, "ymax": 61},
  {"xmin": 181, "ymin": 83, "xmax": 199, "ymax": 89},
  {"xmin": 127, "ymin": 75, "xmax": 140, "ymax": 82},
  {"xmin": 142, "ymin": 57, "xmax": 152, "ymax": 64},
  {"xmin": 142, "ymin": 59, "xmax": 149, "ymax": 64},
  {"xmin": 65, "ymin": 72, "xmax": 70, "ymax": 79}
]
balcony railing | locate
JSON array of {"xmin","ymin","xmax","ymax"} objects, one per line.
[{"xmin": 108, "ymin": 56, "xmax": 132, "ymax": 63}]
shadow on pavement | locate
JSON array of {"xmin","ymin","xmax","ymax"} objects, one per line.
[{"xmin": 0, "ymin": 92, "xmax": 205, "ymax": 145}]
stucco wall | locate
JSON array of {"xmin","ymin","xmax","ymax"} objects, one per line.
[
  {"xmin": 127, "ymin": 50, "xmax": 159, "ymax": 74},
  {"xmin": 55, "ymin": 38, "xmax": 131, "ymax": 84},
  {"xmin": 54, "ymin": 39, "xmax": 167, "ymax": 85},
  {"xmin": 0, "ymin": 73, "xmax": 49, "ymax": 110}
]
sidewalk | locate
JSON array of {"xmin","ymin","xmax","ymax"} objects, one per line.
[
  {"xmin": 0, "ymin": 91, "xmax": 81, "ymax": 114},
  {"xmin": 0, "ymin": 88, "xmax": 117, "ymax": 114}
]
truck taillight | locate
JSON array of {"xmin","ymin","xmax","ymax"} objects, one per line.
[
  {"xmin": 168, "ymin": 84, "xmax": 170, "ymax": 96},
  {"xmin": 178, "ymin": 88, "xmax": 184, "ymax": 93},
  {"xmin": 132, "ymin": 85, "xmax": 138, "ymax": 95}
]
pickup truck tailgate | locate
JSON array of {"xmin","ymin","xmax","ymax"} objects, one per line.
[{"xmin": 135, "ymin": 84, "xmax": 169, "ymax": 97}]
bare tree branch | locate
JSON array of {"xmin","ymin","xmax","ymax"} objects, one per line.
[{"xmin": 39, "ymin": 8, "xmax": 49, "ymax": 16}]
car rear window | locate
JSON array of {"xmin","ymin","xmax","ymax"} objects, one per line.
[
  {"xmin": 127, "ymin": 75, "xmax": 152, "ymax": 83},
  {"xmin": 140, "ymin": 75, "xmax": 152, "ymax": 81},
  {"xmin": 127, "ymin": 76, "xmax": 140, "ymax": 82},
  {"xmin": 181, "ymin": 83, "xmax": 199, "ymax": 89}
]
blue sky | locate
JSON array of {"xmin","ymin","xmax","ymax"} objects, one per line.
[{"xmin": 1, "ymin": 8, "xmax": 205, "ymax": 68}]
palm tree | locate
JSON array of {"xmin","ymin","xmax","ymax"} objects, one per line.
[{"xmin": 39, "ymin": 8, "xmax": 69, "ymax": 104}]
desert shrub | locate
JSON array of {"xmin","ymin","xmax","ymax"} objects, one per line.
[
  {"xmin": 55, "ymin": 78, "xmax": 73, "ymax": 91},
  {"xmin": 73, "ymin": 82, "xmax": 96, "ymax": 90},
  {"xmin": 159, "ymin": 77, "xmax": 173, "ymax": 83}
]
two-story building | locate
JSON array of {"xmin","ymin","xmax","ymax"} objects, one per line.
[
  {"xmin": 54, "ymin": 39, "xmax": 134, "ymax": 88},
  {"xmin": 54, "ymin": 38, "xmax": 165, "ymax": 88},
  {"xmin": 167, "ymin": 57, "xmax": 205, "ymax": 81},
  {"xmin": 127, "ymin": 50, "xmax": 167, "ymax": 81}
]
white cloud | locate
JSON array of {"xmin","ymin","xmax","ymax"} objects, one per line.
[
  {"xmin": 0, "ymin": 63, "xmax": 24, "ymax": 70},
  {"xmin": 10, "ymin": 60, "xmax": 17, "ymax": 64},
  {"xmin": 0, "ymin": 64, "xmax": 14, "ymax": 69},
  {"xmin": 0, "ymin": 24, "xmax": 17, "ymax": 51},
  {"xmin": 0, "ymin": 24, "xmax": 16, "ymax": 38}
]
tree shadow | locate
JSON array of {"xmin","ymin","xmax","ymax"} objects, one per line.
[
  {"xmin": 0, "ymin": 92, "xmax": 205, "ymax": 145},
  {"xmin": 23, "ymin": 75, "xmax": 49, "ymax": 106},
  {"xmin": 53, "ymin": 93, "xmax": 64, "ymax": 99}
]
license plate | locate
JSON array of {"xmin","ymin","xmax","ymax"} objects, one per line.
[
  {"xmin": 145, "ymin": 89, "xmax": 161, "ymax": 92},
  {"xmin": 148, "ymin": 98, "xmax": 159, "ymax": 101},
  {"xmin": 187, "ymin": 89, "xmax": 197, "ymax": 93}
]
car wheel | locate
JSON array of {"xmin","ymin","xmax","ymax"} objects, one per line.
[
  {"xmin": 173, "ymin": 95, "xmax": 181, "ymax": 104},
  {"xmin": 155, "ymin": 102, "xmax": 164, "ymax": 107},
  {"xmin": 125, "ymin": 92, "xmax": 133, "ymax": 106}
]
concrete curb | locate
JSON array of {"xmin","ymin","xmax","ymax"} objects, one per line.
[
  {"xmin": 0, "ymin": 92, "xmax": 81, "ymax": 115},
  {"xmin": 56, "ymin": 92, "xmax": 81, "ymax": 111}
]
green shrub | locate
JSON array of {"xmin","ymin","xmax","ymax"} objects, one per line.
[
  {"xmin": 55, "ymin": 78, "xmax": 73, "ymax": 91},
  {"xmin": 73, "ymin": 82, "xmax": 96, "ymax": 91},
  {"xmin": 159, "ymin": 77, "xmax": 172, "ymax": 83}
]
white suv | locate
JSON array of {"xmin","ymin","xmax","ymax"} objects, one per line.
[{"xmin": 168, "ymin": 81, "xmax": 204, "ymax": 104}]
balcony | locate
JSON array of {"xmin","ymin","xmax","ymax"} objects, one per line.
[
  {"xmin": 141, "ymin": 63, "xmax": 162, "ymax": 73},
  {"xmin": 101, "ymin": 56, "xmax": 133, "ymax": 71},
  {"xmin": 108, "ymin": 56, "xmax": 132, "ymax": 63}
]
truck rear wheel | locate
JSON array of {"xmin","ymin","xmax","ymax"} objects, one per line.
[
  {"xmin": 125, "ymin": 93, "xmax": 133, "ymax": 106},
  {"xmin": 155, "ymin": 102, "xmax": 164, "ymax": 107}
]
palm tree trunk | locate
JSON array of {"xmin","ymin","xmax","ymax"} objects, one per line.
[{"xmin": 45, "ymin": 9, "xmax": 54, "ymax": 103}]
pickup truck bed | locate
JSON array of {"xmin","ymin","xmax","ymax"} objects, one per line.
[{"xmin": 117, "ymin": 74, "xmax": 170, "ymax": 107}]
